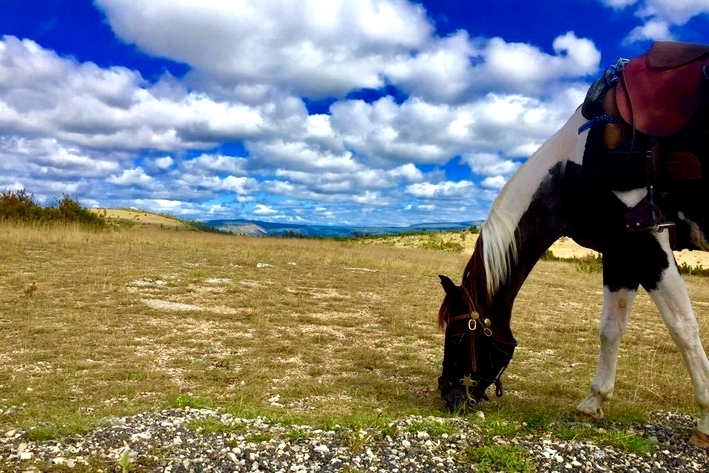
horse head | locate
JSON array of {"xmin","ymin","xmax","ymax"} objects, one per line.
[{"xmin": 437, "ymin": 274, "xmax": 517, "ymax": 412}]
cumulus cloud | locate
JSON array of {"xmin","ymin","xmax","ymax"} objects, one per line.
[
  {"xmin": 107, "ymin": 167, "xmax": 155, "ymax": 187},
  {"xmin": 0, "ymin": 36, "xmax": 267, "ymax": 151},
  {"xmin": 95, "ymin": 0, "xmax": 433, "ymax": 98},
  {"xmin": 253, "ymin": 204, "xmax": 278, "ymax": 215},
  {"xmin": 624, "ymin": 19, "xmax": 674, "ymax": 43},
  {"xmin": 601, "ymin": 0, "xmax": 709, "ymax": 43},
  {"xmin": 385, "ymin": 31, "xmax": 600, "ymax": 101},
  {"xmin": 637, "ymin": 0, "xmax": 709, "ymax": 25},
  {"xmin": 0, "ymin": 2, "xmax": 617, "ymax": 226},
  {"xmin": 405, "ymin": 181, "xmax": 477, "ymax": 199}
]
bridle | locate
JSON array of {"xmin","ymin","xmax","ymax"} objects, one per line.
[{"xmin": 438, "ymin": 283, "xmax": 517, "ymax": 405}]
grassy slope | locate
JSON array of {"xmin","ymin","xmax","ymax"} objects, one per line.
[{"xmin": 90, "ymin": 208, "xmax": 192, "ymax": 230}]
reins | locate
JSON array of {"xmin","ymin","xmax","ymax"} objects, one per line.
[{"xmin": 439, "ymin": 283, "xmax": 517, "ymax": 404}]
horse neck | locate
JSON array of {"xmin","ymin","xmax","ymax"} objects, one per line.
[
  {"xmin": 464, "ymin": 166, "xmax": 567, "ymax": 332},
  {"xmin": 460, "ymin": 109, "xmax": 585, "ymax": 332}
]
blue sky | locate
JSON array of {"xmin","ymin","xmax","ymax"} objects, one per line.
[{"xmin": 1, "ymin": 1, "xmax": 708, "ymax": 226}]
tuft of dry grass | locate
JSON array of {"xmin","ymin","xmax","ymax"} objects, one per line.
[{"xmin": 0, "ymin": 221, "xmax": 708, "ymax": 439}]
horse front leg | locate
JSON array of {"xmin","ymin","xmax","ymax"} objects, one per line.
[{"xmin": 577, "ymin": 285, "xmax": 637, "ymax": 419}]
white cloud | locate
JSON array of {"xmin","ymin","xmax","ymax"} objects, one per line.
[
  {"xmin": 182, "ymin": 154, "xmax": 248, "ymax": 175},
  {"xmin": 386, "ymin": 31, "xmax": 600, "ymax": 101},
  {"xmin": 0, "ymin": 3, "xmax": 620, "ymax": 226},
  {"xmin": 154, "ymin": 199, "xmax": 182, "ymax": 208},
  {"xmin": 107, "ymin": 167, "xmax": 154, "ymax": 186},
  {"xmin": 462, "ymin": 153, "xmax": 520, "ymax": 177},
  {"xmin": 603, "ymin": 0, "xmax": 709, "ymax": 43},
  {"xmin": 405, "ymin": 181, "xmax": 477, "ymax": 199},
  {"xmin": 95, "ymin": 0, "xmax": 433, "ymax": 98},
  {"xmin": 624, "ymin": 19, "xmax": 674, "ymax": 42},
  {"xmin": 481, "ymin": 176, "xmax": 507, "ymax": 190},
  {"xmin": 600, "ymin": 0, "xmax": 639, "ymax": 8},
  {"xmin": 637, "ymin": 0, "xmax": 709, "ymax": 25},
  {"xmin": 253, "ymin": 204, "xmax": 278, "ymax": 215},
  {"xmin": 153, "ymin": 156, "xmax": 175, "ymax": 169},
  {"xmin": 0, "ymin": 36, "xmax": 267, "ymax": 150}
]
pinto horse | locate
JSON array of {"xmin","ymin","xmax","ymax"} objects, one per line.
[{"xmin": 436, "ymin": 41, "xmax": 709, "ymax": 448}]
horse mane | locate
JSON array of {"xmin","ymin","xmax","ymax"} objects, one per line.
[
  {"xmin": 470, "ymin": 109, "xmax": 585, "ymax": 298},
  {"xmin": 479, "ymin": 207, "xmax": 519, "ymax": 298}
]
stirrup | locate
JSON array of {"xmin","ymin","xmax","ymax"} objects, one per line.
[{"xmin": 624, "ymin": 197, "xmax": 674, "ymax": 233}]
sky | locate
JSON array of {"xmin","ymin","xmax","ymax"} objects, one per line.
[{"xmin": 0, "ymin": 1, "xmax": 708, "ymax": 227}]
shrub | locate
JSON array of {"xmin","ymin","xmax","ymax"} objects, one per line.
[
  {"xmin": 0, "ymin": 189, "xmax": 106, "ymax": 228},
  {"xmin": 0, "ymin": 189, "xmax": 42, "ymax": 221}
]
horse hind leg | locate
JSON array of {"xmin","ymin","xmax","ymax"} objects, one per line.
[
  {"xmin": 577, "ymin": 286, "xmax": 637, "ymax": 419},
  {"xmin": 647, "ymin": 255, "xmax": 709, "ymax": 447}
]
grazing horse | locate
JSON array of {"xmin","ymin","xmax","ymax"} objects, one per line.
[{"xmin": 436, "ymin": 41, "xmax": 709, "ymax": 448}]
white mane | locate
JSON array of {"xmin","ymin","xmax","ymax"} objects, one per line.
[{"xmin": 481, "ymin": 108, "xmax": 586, "ymax": 295}]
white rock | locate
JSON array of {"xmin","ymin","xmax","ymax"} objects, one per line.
[{"xmin": 313, "ymin": 444, "xmax": 329, "ymax": 453}]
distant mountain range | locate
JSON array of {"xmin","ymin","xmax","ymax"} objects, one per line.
[{"xmin": 205, "ymin": 218, "xmax": 482, "ymax": 238}]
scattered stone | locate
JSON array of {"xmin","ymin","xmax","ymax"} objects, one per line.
[{"xmin": 0, "ymin": 410, "xmax": 706, "ymax": 471}]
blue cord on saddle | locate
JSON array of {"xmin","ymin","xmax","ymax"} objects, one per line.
[
  {"xmin": 578, "ymin": 114, "xmax": 618, "ymax": 133},
  {"xmin": 578, "ymin": 58, "xmax": 629, "ymax": 134}
]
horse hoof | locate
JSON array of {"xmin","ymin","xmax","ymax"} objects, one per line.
[
  {"xmin": 575, "ymin": 407, "xmax": 604, "ymax": 421},
  {"xmin": 689, "ymin": 430, "xmax": 709, "ymax": 449}
]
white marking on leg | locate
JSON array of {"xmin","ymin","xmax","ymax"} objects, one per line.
[
  {"xmin": 648, "ymin": 231, "xmax": 709, "ymax": 436},
  {"xmin": 577, "ymin": 286, "xmax": 636, "ymax": 419}
]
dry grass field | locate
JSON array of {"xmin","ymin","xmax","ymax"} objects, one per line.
[
  {"xmin": 1, "ymin": 221, "xmax": 709, "ymax": 447},
  {"xmin": 361, "ymin": 230, "xmax": 709, "ymax": 268}
]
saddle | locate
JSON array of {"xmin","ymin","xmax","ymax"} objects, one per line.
[
  {"xmin": 616, "ymin": 41, "xmax": 709, "ymax": 137},
  {"xmin": 581, "ymin": 41, "xmax": 709, "ymax": 236}
]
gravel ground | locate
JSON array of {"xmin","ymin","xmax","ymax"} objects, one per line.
[{"xmin": 1, "ymin": 408, "xmax": 708, "ymax": 472}]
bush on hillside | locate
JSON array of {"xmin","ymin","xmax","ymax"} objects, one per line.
[{"xmin": 0, "ymin": 189, "xmax": 106, "ymax": 228}]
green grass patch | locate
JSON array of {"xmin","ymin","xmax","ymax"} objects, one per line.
[
  {"xmin": 23, "ymin": 422, "xmax": 91, "ymax": 442},
  {"xmin": 184, "ymin": 418, "xmax": 245, "ymax": 435},
  {"xmin": 554, "ymin": 424, "xmax": 655, "ymax": 455},
  {"xmin": 462, "ymin": 445, "xmax": 535, "ymax": 473},
  {"xmin": 404, "ymin": 418, "xmax": 459, "ymax": 436},
  {"xmin": 168, "ymin": 395, "xmax": 212, "ymax": 410}
]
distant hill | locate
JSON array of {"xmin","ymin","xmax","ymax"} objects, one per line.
[{"xmin": 205, "ymin": 218, "xmax": 481, "ymax": 237}]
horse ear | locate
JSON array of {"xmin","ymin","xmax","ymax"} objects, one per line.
[{"xmin": 439, "ymin": 275, "xmax": 458, "ymax": 296}]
